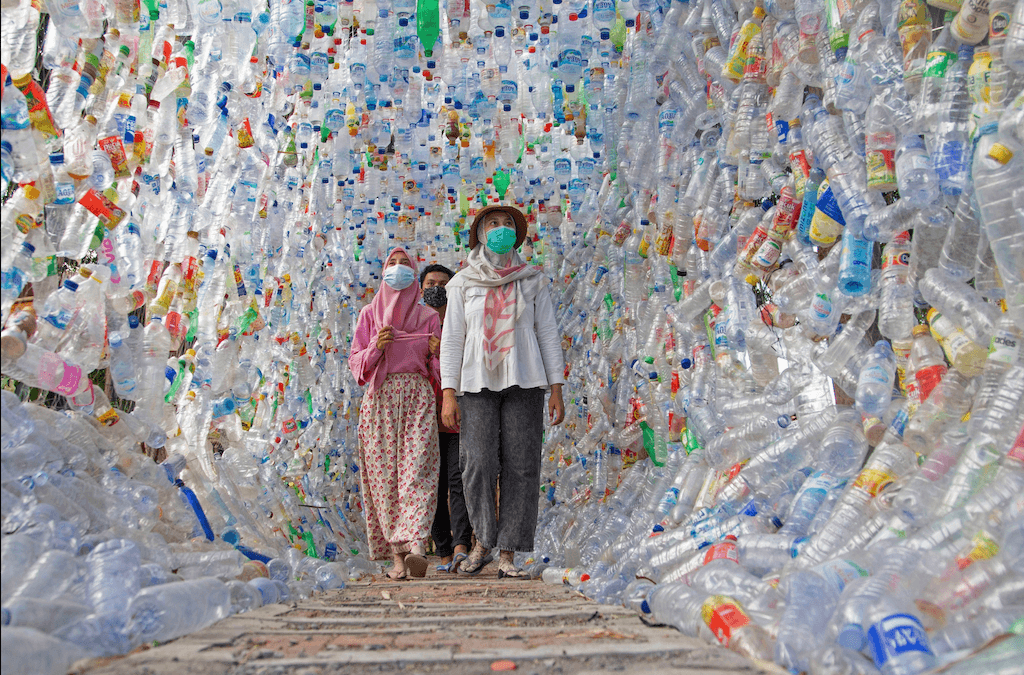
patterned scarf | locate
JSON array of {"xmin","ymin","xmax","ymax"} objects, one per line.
[{"xmin": 447, "ymin": 245, "xmax": 542, "ymax": 371}]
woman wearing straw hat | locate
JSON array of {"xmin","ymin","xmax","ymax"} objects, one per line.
[
  {"xmin": 350, "ymin": 247, "xmax": 442, "ymax": 579},
  {"xmin": 440, "ymin": 205, "xmax": 566, "ymax": 579}
]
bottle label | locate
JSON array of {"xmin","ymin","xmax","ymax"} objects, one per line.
[
  {"xmin": 701, "ymin": 596, "xmax": 750, "ymax": 646},
  {"xmin": 703, "ymin": 539, "xmax": 740, "ymax": 565},
  {"xmin": 1009, "ymin": 429, "xmax": 1024, "ymax": 463},
  {"xmin": 866, "ymin": 149, "xmax": 896, "ymax": 190},
  {"xmin": 882, "ymin": 244, "xmax": 911, "ymax": 270},
  {"xmin": 867, "ymin": 613, "xmax": 933, "ymax": 668},
  {"xmin": 98, "ymin": 135, "xmax": 132, "ymax": 178},
  {"xmin": 500, "ymin": 80, "xmax": 518, "ymax": 99},
  {"xmin": 558, "ymin": 48, "xmax": 583, "ymax": 71},
  {"xmin": 989, "ymin": 330, "xmax": 1020, "ymax": 365},
  {"xmin": 44, "ymin": 307, "xmax": 75, "ymax": 331},
  {"xmin": 802, "ymin": 470, "xmax": 845, "ymax": 495},
  {"xmin": 860, "ymin": 364, "xmax": 890, "ymax": 384},
  {"xmin": 915, "ymin": 363, "xmax": 947, "ymax": 401},
  {"xmin": 38, "ymin": 350, "xmax": 82, "ymax": 399},
  {"xmin": 811, "ymin": 292, "xmax": 833, "ymax": 319},
  {"xmin": 809, "ymin": 184, "xmax": 845, "ymax": 245},
  {"xmin": 853, "ymin": 468, "xmax": 896, "ymax": 496},
  {"xmin": 753, "ymin": 238, "xmax": 783, "ymax": 269},
  {"xmin": 814, "ymin": 558, "xmax": 869, "ymax": 595},
  {"xmin": 54, "ymin": 182, "xmax": 76, "ymax": 204},
  {"xmin": 954, "ymin": 530, "xmax": 999, "ymax": 570},
  {"xmin": 889, "ymin": 406, "xmax": 909, "ymax": 439},
  {"xmin": 990, "ymin": 10, "xmax": 1010, "ymax": 38},
  {"xmin": 923, "ymin": 49, "xmax": 956, "ymax": 79},
  {"xmin": 96, "ymin": 408, "xmax": 120, "ymax": 426},
  {"xmin": 775, "ymin": 118, "xmax": 790, "ymax": 144}
]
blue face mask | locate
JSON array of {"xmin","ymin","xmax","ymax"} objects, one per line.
[
  {"xmin": 486, "ymin": 226, "xmax": 517, "ymax": 255},
  {"xmin": 383, "ymin": 264, "xmax": 416, "ymax": 290}
]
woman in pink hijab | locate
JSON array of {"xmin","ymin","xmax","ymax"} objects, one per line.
[{"xmin": 350, "ymin": 248, "xmax": 442, "ymax": 579}]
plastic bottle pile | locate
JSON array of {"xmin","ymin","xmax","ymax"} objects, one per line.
[{"xmin": 2, "ymin": 0, "xmax": 1024, "ymax": 671}]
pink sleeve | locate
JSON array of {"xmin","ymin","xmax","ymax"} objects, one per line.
[
  {"xmin": 349, "ymin": 308, "xmax": 383, "ymax": 386},
  {"xmin": 429, "ymin": 313, "xmax": 442, "ymax": 384}
]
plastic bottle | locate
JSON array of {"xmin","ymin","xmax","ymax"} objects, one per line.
[
  {"xmin": 865, "ymin": 597, "xmax": 937, "ymax": 675},
  {"xmin": 855, "ymin": 341, "xmax": 897, "ymax": 418},
  {"xmin": 128, "ymin": 577, "xmax": 232, "ymax": 645},
  {"xmin": 973, "ymin": 137, "xmax": 1023, "ymax": 291},
  {"xmin": 894, "ymin": 135, "xmax": 940, "ymax": 207},
  {"xmin": 701, "ymin": 595, "xmax": 775, "ymax": 661},
  {"xmin": 919, "ymin": 267, "xmax": 1001, "ymax": 346},
  {"xmin": 906, "ymin": 324, "xmax": 948, "ymax": 403},
  {"xmin": 877, "ymin": 231, "xmax": 914, "ymax": 340}
]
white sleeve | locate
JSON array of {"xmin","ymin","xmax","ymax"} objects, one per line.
[
  {"xmin": 440, "ymin": 285, "xmax": 467, "ymax": 393},
  {"xmin": 533, "ymin": 282, "xmax": 565, "ymax": 387}
]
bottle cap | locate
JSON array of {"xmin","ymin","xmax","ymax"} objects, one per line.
[
  {"xmin": 912, "ymin": 324, "xmax": 930, "ymax": 337},
  {"xmin": 988, "ymin": 143, "xmax": 1013, "ymax": 164}
]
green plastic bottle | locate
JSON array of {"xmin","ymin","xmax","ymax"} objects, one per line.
[{"xmin": 416, "ymin": 0, "xmax": 441, "ymax": 58}]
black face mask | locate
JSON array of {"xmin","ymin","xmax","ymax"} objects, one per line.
[{"xmin": 423, "ymin": 285, "xmax": 447, "ymax": 308}]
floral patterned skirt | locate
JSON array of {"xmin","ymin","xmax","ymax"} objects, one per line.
[{"xmin": 357, "ymin": 372, "xmax": 439, "ymax": 560}]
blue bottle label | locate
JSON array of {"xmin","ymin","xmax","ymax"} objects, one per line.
[{"xmin": 867, "ymin": 613, "xmax": 933, "ymax": 668}]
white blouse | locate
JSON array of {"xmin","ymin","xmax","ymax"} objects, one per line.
[{"xmin": 440, "ymin": 275, "xmax": 565, "ymax": 396}]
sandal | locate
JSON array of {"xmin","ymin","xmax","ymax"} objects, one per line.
[
  {"xmin": 405, "ymin": 553, "xmax": 428, "ymax": 578},
  {"xmin": 386, "ymin": 569, "xmax": 408, "ymax": 581},
  {"xmin": 497, "ymin": 559, "xmax": 531, "ymax": 580},
  {"xmin": 436, "ymin": 552, "xmax": 468, "ymax": 573},
  {"xmin": 457, "ymin": 546, "xmax": 493, "ymax": 576}
]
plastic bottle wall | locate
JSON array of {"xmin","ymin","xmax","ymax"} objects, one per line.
[{"xmin": 1, "ymin": 0, "xmax": 1024, "ymax": 673}]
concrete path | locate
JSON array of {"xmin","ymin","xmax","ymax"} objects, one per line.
[{"xmin": 76, "ymin": 558, "xmax": 786, "ymax": 675}]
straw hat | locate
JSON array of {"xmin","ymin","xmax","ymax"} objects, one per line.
[{"xmin": 468, "ymin": 205, "xmax": 528, "ymax": 250}]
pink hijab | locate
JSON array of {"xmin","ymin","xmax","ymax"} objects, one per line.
[{"xmin": 359, "ymin": 247, "xmax": 440, "ymax": 394}]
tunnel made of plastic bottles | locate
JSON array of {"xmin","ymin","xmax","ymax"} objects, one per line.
[{"xmin": 1, "ymin": 0, "xmax": 1023, "ymax": 673}]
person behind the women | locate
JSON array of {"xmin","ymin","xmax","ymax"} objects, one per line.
[
  {"xmin": 420, "ymin": 263, "xmax": 474, "ymax": 573},
  {"xmin": 439, "ymin": 205, "xmax": 565, "ymax": 579},
  {"xmin": 349, "ymin": 248, "xmax": 442, "ymax": 579}
]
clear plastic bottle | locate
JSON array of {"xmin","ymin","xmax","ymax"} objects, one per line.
[
  {"xmin": 127, "ymin": 577, "xmax": 231, "ymax": 645},
  {"xmin": 864, "ymin": 100, "xmax": 897, "ymax": 192},
  {"xmin": 865, "ymin": 597, "xmax": 937, "ymax": 675},
  {"xmin": 1005, "ymin": 0, "xmax": 1024, "ymax": 72},
  {"xmin": 930, "ymin": 44, "xmax": 976, "ymax": 202},
  {"xmin": 701, "ymin": 595, "xmax": 775, "ymax": 661},
  {"xmin": 919, "ymin": 267, "xmax": 1002, "ymax": 346},
  {"xmin": 894, "ymin": 135, "xmax": 940, "ymax": 207},
  {"xmin": 906, "ymin": 324, "xmax": 948, "ymax": 403},
  {"xmin": 973, "ymin": 136, "xmax": 1023, "ymax": 290},
  {"xmin": 877, "ymin": 231, "xmax": 914, "ymax": 340},
  {"xmin": 925, "ymin": 307, "xmax": 989, "ymax": 376},
  {"xmin": 856, "ymin": 341, "xmax": 897, "ymax": 418}
]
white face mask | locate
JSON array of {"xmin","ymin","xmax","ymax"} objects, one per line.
[{"xmin": 383, "ymin": 264, "xmax": 416, "ymax": 290}]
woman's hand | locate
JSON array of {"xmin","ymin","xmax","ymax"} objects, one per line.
[
  {"xmin": 428, "ymin": 335, "xmax": 440, "ymax": 356},
  {"xmin": 375, "ymin": 325, "xmax": 394, "ymax": 351},
  {"xmin": 548, "ymin": 384, "xmax": 565, "ymax": 426},
  {"xmin": 441, "ymin": 389, "xmax": 461, "ymax": 430}
]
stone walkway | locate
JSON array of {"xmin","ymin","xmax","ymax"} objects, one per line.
[{"xmin": 77, "ymin": 558, "xmax": 786, "ymax": 675}]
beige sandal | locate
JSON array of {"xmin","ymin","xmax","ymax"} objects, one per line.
[
  {"xmin": 458, "ymin": 544, "xmax": 493, "ymax": 575},
  {"xmin": 497, "ymin": 558, "xmax": 530, "ymax": 580}
]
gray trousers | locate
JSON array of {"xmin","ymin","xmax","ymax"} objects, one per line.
[{"xmin": 459, "ymin": 386, "xmax": 545, "ymax": 552}]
